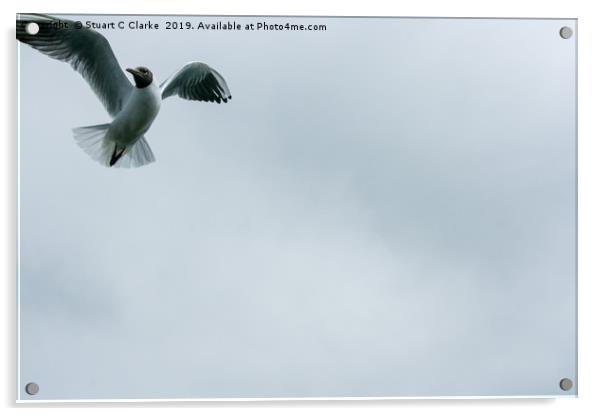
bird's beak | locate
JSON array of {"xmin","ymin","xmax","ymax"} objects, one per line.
[{"xmin": 126, "ymin": 68, "xmax": 141, "ymax": 77}]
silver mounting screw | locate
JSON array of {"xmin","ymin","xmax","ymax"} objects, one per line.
[{"xmin": 559, "ymin": 26, "xmax": 573, "ymax": 39}]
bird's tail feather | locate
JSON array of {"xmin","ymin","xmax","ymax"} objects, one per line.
[
  {"xmin": 72, "ymin": 124, "xmax": 155, "ymax": 168},
  {"xmin": 72, "ymin": 124, "xmax": 113, "ymax": 166},
  {"xmin": 122, "ymin": 136, "xmax": 156, "ymax": 168}
]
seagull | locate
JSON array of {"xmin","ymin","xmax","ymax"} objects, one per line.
[{"xmin": 16, "ymin": 14, "xmax": 232, "ymax": 168}]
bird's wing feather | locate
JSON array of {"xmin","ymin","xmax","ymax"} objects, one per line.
[
  {"xmin": 160, "ymin": 62, "xmax": 232, "ymax": 103},
  {"xmin": 16, "ymin": 13, "xmax": 133, "ymax": 117}
]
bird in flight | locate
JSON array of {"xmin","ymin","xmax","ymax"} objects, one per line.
[{"xmin": 17, "ymin": 14, "xmax": 232, "ymax": 168}]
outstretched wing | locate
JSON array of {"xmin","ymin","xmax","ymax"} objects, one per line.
[
  {"xmin": 16, "ymin": 13, "xmax": 133, "ymax": 117},
  {"xmin": 160, "ymin": 62, "xmax": 232, "ymax": 104}
]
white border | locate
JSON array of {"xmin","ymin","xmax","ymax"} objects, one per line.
[
  {"xmin": 4, "ymin": 1, "xmax": 602, "ymax": 415},
  {"xmin": 15, "ymin": 395, "xmax": 577, "ymax": 404},
  {"xmin": 12, "ymin": 9, "xmax": 580, "ymax": 406},
  {"xmin": 15, "ymin": 37, "xmax": 21, "ymax": 403},
  {"xmin": 13, "ymin": 12, "xmax": 579, "ymax": 404}
]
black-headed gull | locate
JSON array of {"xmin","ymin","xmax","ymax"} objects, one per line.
[{"xmin": 17, "ymin": 14, "xmax": 232, "ymax": 168}]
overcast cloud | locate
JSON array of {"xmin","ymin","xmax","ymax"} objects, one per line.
[{"xmin": 18, "ymin": 16, "xmax": 576, "ymax": 400}]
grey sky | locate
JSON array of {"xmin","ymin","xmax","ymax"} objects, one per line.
[{"xmin": 18, "ymin": 16, "xmax": 576, "ymax": 400}]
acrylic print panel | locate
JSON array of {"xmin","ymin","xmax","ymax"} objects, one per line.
[{"xmin": 17, "ymin": 14, "xmax": 577, "ymax": 401}]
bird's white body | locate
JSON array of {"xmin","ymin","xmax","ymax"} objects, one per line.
[{"xmin": 108, "ymin": 82, "xmax": 161, "ymax": 147}]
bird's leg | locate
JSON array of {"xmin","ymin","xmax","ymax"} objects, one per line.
[{"xmin": 110, "ymin": 145, "xmax": 126, "ymax": 166}]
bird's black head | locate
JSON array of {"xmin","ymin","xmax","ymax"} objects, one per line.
[{"xmin": 126, "ymin": 66, "xmax": 153, "ymax": 88}]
